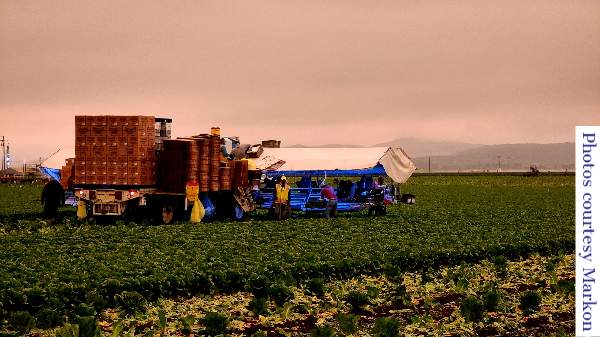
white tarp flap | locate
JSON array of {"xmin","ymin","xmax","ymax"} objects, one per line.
[
  {"xmin": 40, "ymin": 149, "xmax": 75, "ymax": 170},
  {"xmin": 255, "ymin": 147, "xmax": 416, "ymax": 183},
  {"xmin": 378, "ymin": 147, "xmax": 417, "ymax": 184}
]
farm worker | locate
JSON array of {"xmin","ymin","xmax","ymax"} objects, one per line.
[
  {"xmin": 231, "ymin": 143, "xmax": 251, "ymax": 160},
  {"xmin": 377, "ymin": 175, "xmax": 385, "ymax": 188},
  {"xmin": 41, "ymin": 179, "xmax": 65, "ymax": 224},
  {"xmin": 319, "ymin": 181, "xmax": 337, "ymax": 219},
  {"xmin": 271, "ymin": 175, "xmax": 291, "ymax": 220},
  {"xmin": 67, "ymin": 175, "xmax": 76, "ymax": 191},
  {"xmin": 220, "ymin": 139, "xmax": 230, "ymax": 167}
]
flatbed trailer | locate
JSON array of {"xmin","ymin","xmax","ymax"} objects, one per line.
[{"xmin": 76, "ymin": 185, "xmax": 255, "ymax": 223}]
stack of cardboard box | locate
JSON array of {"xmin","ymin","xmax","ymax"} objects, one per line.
[
  {"xmin": 60, "ymin": 158, "xmax": 75, "ymax": 190},
  {"xmin": 75, "ymin": 115, "xmax": 156, "ymax": 186}
]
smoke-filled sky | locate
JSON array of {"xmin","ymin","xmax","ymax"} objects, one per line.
[{"xmin": 1, "ymin": 1, "xmax": 599, "ymax": 164}]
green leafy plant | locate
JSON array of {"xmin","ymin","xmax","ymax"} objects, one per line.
[
  {"xmin": 420, "ymin": 271, "xmax": 433, "ymax": 284},
  {"xmin": 391, "ymin": 284, "xmax": 408, "ymax": 300},
  {"xmin": 56, "ymin": 323, "xmax": 79, "ymax": 337},
  {"xmin": 310, "ymin": 326, "xmax": 335, "ymax": 337},
  {"xmin": 455, "ymin": 278, "xmax": 469, "ymax": 293},
  {"xmin": 85, "ymin": 290, "xmax": 108, "ymax": 315},
  {"xmin": 251, "ymin": 330, "xmax": 268, "ymax": 337},
  {"xmin": 72, "ymin": 303, "xmax": 96, "ymax": 317},
  {"xmin": 482, "ymin": 289, "xmax": 501, "ymax": 312},
  {"xmin": 371, "ymin": 316, "xmax": 400, "ymax": 337},
  {"xmin": 335, "ymin": 312, "xmax": 359, "ymax": 336},
  {"xmin": 550, "ymin": 279, "xmax": 575, "ymax": 297},
  {"xmin": 73, "ymin": 316, "xmax": 101, "ymax": 337},
  {"xmin": 346, "ymin": 291, "xmax": 370, "ymax": 309},
  {"xmin": 248, "ymin": 297, "xmax": 269, "ymax": 316},
  {"xmin": 111, "ymin": 319, "xmax": 125, "ymax": 337},
  {"xmin": 0, "ymin": 300, "xmax": 4, "ymax": 331},
  {"xmin": 157, "ymin": 310, "xmax": 167, "ymax": 331},
  {"xmin": 199, "ymin": 312, "xmax": 229, "ymax": 336},
  {"xmin": 270, "ymin": 284, "xmax": 294, "ymax": 306},
  {"xmin": 25, "ymin": 287, "xmax": 47, "ymax": 308},
  {"xmin": 306, "ymin": 278, "xmax": 325, "ymax": 297},
  {"xmin": 366, "ymin": 286, "xmax": 379, "ymax": 299},
  {"xmin": 460, "ymin": 296, "xmax": 484, "ymax": 322},
  {"xmin": 8, "ymin": 311, "xmax": 36, "ymax": 336},
  {"xmin": 519, "ymin": 291, "xmax": 542, "ymax": 316},
  {"xmin": 46, "ymin": 297, "xmax": 66, "ymax": 313},
  {"xmin": 114, "ymin": 291, "xmax": 147, "ymax": 317},
  {"xmin": 35, "ymin": 308, "xmax": 63, "ymax": 329},
  {"xmin": 247, "ymin": 274, "xmax": 271, "ymax": 299},
  {"xmin": 491, "ymin": 255, "xmax": 508, "ymax": 269},
  {"xmin": 179, "ymin": 314, "xmax": 196, "ymax": 335}
]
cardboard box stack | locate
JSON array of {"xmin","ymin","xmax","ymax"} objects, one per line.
[
  {"xmin": 60, "ymin": 158, "xmax": 76, "ymax": 190},
  {"xmin": 75, "ymin": 115, "xmax": 156, "ymax": 186}
]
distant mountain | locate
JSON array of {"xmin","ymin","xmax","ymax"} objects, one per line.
[
  {"xmin": 372, "ymin": 137, "xmax": 483, "ymax": 157},
  {"xmin": 412, "ymin": 143, "xmax": 575, "ymax": 172}
]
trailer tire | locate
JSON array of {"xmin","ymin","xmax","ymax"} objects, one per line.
[{"xmin": 232, "ymin": 204, "xmax": 245, "ymax": 221}]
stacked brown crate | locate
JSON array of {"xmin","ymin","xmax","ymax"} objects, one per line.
[
  {"xmin": 229, "ymin": 160, "xmax": 248, "ymax": 189},
  {"xmin": 60, "ymin": 158, "xmax": 75, "ymax": 190},
  {"xmin": 74, "ymin": 115, "xmax": 156, "ymax": 186},
  {"xmin": 161, "ymin": 138, "xmax": 205, "ymax": 193},
  {"xmin": 209, "ymin": 135, "xmax": 221, "ymax": 191},
  {"xmin": 198, "ymin": 137, "xmax": 211, "ymax": 192},
  {"xmin": 74, "ymin": 115, "xmax": 89, "ymax": 185}
]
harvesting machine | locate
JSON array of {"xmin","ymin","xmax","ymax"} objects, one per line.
[
  {"xmin": 73, "ymin": 116, "xmax": 255, "ymax": 223},
  {"xmin": 67, "ymin": 115, "xmax": 416, "ymax": 223}
]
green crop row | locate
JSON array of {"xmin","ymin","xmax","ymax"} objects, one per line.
[{"xmin": 0, "ymin": 176, "xmax": 574, "ymax": 331}]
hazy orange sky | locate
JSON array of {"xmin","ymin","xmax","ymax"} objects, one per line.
[{"xmin": 1, "ymin": 1, "xmax": 599, "ymax": 164}]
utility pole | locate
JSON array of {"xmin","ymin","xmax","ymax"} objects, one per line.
[{"xmin": 1, "ymin": 136, "xmax": 5, "ymax": 171}]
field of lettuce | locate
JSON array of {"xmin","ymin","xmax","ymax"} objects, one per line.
[{"xmin": 0, "ymin": 175, "xmax": 575, "ymax": 336}]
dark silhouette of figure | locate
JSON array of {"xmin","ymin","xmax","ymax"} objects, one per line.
[{"xmin": 41, "ymin": 179, "xmax": 65, "ymax": 224}]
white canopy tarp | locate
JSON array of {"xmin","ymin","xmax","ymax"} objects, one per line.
[{"xmin": 254, "ymin": 147, "xmax": 416, "ymax": 183}]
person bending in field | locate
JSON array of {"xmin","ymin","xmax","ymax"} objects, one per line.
[
  {"xmin": 41, "ymin": 179, "xmax": 65, "ymax": 224},
  {"xmin": 319, "ymin": 181, "xmax": 337, "ymax": 219}
]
